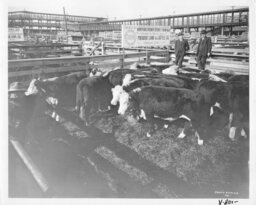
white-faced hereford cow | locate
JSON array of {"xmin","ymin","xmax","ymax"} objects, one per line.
[
  {"xmin": 25, "ymin": 71, "xmax": 90, "ymax": 121},
  {"xmin": 75, "ymin": 69, "xmax": 146, "ymax": 126},
  {"xmin": 111, "ymin": 76, "xmax": 189, "ymax": 107},
  {"xmin": 117, "ymin": 86, "xmax": 207, "ymax": 145}
]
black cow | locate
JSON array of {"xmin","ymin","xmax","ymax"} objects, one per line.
[
  {"xmin": 75, "ymin": 75, "xmax": 113, "ymax": 126},
  {"xmin": 227, "ymin": 81, "xmax": 249, "ymax": 140},
  {"xmin": 200, "ymin": 78, "xmax": 249, "ymax": 141}
]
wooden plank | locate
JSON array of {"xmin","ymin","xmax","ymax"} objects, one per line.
[
  {"xmin": 212, "ymin": 48, "xmax": 249, "ymax": 54},
  {"xmin": 208, "ymin": 58, "xmax": 249, "ymax": 65},
  {"xmin": 9, "ymin": 65, "xmax": 87, "ymax": 78},
  {"xmin": 23, "ymin": 50, "xmax": 72, "ymax": 55},
  {"xmin": 9, "ymin": 60, "xmax": 146, "ymax": 78},
  {"xmin": 209, "ymin": 65, "xmax": 249, "ymax": 75},
  {"xmin": 8, "ymin": 43, "xmax": 79, "ymax": 49},
  {"xmin": 183, "ymin": 62, "xmax": 248, "ymax": 75},
  {"xmin": 9, "ymin": 57, "xmax": 89, "ymax": 68},
  {"xmin": 8, "ymin": 51, "xmax": 167, "ymax": 69},
  {"xmin": 188, "ymin": 58, "xmax": 249, "ymax": 66},
  {"xmin": 210, "ymin": 62, "xmax": 248, "ymax": 69}
]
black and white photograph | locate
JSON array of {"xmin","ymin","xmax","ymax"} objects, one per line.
[{"xmin": 1, "ymin": 0, "xmax": 255, "ymax": 204}]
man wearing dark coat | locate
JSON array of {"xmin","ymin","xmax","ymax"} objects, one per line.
[
  {"xmin": 196, "ymin": 30, "xmax": 212, "ymax": 70},
  {"xmin": 174, "ymin": 32, "xmax": 190, "ymax": 69}
]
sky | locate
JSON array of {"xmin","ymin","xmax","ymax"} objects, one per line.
[{"xmin": 5, "ymin": 0, "xmax": 249, "ymax": 20}]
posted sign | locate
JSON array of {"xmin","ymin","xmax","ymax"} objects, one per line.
[
  {"xmin": 121, "ymin": 25, "xmax": 170, "ymax": 48},
  {"xmin": 8, "ymin": 28, "xmax": 24, "ymax": 42}
]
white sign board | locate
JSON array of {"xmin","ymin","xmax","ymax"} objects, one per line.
[
  {"xmin": 8, "ymin": 28, "xmax": 24, "ymax": 42},
  {"xmin": 98, "ymin": 31, "xmax": 121, "ymax": 41},
  {"xmin": 121, "ymin": 25, "xmax": 170, "ymax": 48}
]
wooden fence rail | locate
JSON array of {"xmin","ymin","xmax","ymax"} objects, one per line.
[
  {"xmin": 9, "ymin": 50, "xmax": 168, "ymax": 68},
  {"xmin": 8, "ymin": 50, "xmax": 169, "ymax": 78},
  {"xmin": 8, "ymin": 48, "xmax": 249, "ymax": 78}
]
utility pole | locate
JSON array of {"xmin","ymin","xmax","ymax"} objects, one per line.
[{"xmin": 63, "ymin": 7, "xmax": 68, "ymax": 41}]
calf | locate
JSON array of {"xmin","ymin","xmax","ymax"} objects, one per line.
[{"xmin": 89, "ymin": 67, "xmax": 103, "ymax": 77}]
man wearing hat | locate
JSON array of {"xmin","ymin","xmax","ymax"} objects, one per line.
[
  {"xmin": 196, "ymin": 30, "xmax": 212, "ymax": 70},
  {"xmin": 174, "ymin": 32, "xmax": 190, "ymax": 69}
]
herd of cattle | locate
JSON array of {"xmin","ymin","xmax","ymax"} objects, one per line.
[{"xmin": 9, "ymin": 62, "xmax": 249, "ymax": 146}]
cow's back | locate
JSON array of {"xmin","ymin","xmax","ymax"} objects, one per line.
[
  {"xmin": 54, "ymin": 72, "xmax": 89, "ymax": 107},
  {"xmin": 77, "ymin": 76, "xmax": 113, "ymax": 110},
  {"xmin": 107, "ymin": 69, "xmax": 140, "ymax": 86},
  {"xmin": 138, "ymin": 86, "xmax": 198, "ymax": 101},
  {"xmin": 130, "ymin": 86, "xmax": 199, "ymax": 118}
]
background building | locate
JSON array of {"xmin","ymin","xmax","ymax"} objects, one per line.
[
  {"xmin": 67, "ymin": 7, "xmax": 248, "ymax": 37},
  {"xmin": 8, "ymin": 10, "xmax": 108, "ymax": 35}
]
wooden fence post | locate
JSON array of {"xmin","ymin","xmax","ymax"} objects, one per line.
[
  {"xmin": 146, "ymin": 51, "xmax": 150, "ymax": 64},
  {"xmin": 119, "ymin": 48, "xmax": 125, "ymax": 69},
  {"xmin": 119, "ymin": 58, "xmax": 124, "ymax": 69},
  {"xmin": 166, "ymin": 50, "xmax": 171, "ymax": 62},
  {"xmin": 101, "ymin": 42, "xmax": 105, "ymax": 55}
]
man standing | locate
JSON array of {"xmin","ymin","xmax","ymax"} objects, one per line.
[
  {"xmin": 196, "ymin": 30, "xmax": 212, "ymax": 70},
  {"xmin": 175, "ymin": 32, "xmax": 190, "ymax": 69}
]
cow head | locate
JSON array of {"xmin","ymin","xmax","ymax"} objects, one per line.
[
  {"xmin": 122, "ymin": 74, "xmax": 132, "ymax": 87},
  {"xmin": 162, "ymin": 65, "xmax": 178, "ymax": 75},
  {"xmin": 25, "ymin": 78, "xmax": 40, "ymax": 96},
  {"xmin": 129, "ymin": 62, "xmax": 139, "ymax": 70},
  {"xmin": 209, "ymin": 74, "xmax": 227, "ymax": 82},
  {"xmin": 38, "ymin": 78, "xmax": 59, "ymax": 97},
  {"xmin": 111, "ymin": 85, "xmax": 124, "ymax": 105},
  {"xmin": 89, "ymin": 68, "xmax": 102, "ymax": 77},
  {"xmin": 25, "ymin": 77, "xmax": 59, "ymax": 98},
  {"xmin": 118, "ymin": 91, "xmax": 130, "ymax": 115}
]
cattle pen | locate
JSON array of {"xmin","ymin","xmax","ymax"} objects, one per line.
[
  {"xmin": 8, "ymin": 46, "xmax": 249, "ymax": 198},
  {"xmin": 7, "ymin": 4, "xmax": 250, "ymax": 200}
]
